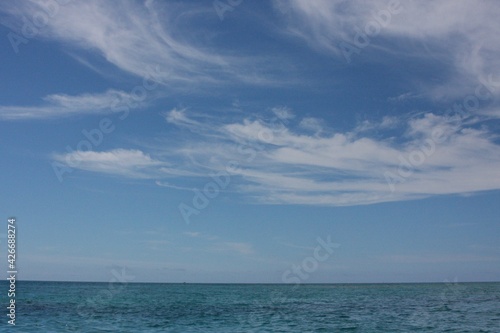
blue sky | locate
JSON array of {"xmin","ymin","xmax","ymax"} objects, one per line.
[{"xmin": 1, "ymin": 0, "xmax": 499, "ymax": 283}]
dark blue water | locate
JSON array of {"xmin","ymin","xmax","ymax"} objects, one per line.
[{"xmin": 1, "ymin": 281, "xmax": 499, "ymax": 332}]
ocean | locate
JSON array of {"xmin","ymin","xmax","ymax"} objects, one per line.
[{"xmin": 1, "ymin": 281, "xmax": 499, "ymax": 332}]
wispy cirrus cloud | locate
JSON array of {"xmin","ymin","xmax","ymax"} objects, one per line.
[
  {"xmin": 377, "ymin": 254, "xmax": 500, "ymax": 264},
  {"xmin": 1, "ymin": 0, "xmax": 285, "ymax": 88},
  {"xmin": 276, "ymin": 0, "xmax": 500, "ymax": 99},
  {"xmin": 52, "ymin": 107, "xmax": 500, "ymax": 206},
  {"xmin": 222, "ymin": 242, "xmax": 255, "ymax": 255},
  {"xmin": 182, "ymin": 232, "xmax": 253, "ymax": 255},
  {"xmin": 183, "ymin": 231, "xmax": 218, "ymax": 241},
  {"xmin": 0, "ymin": 90, "xmax": 138, "ymax": 120}
]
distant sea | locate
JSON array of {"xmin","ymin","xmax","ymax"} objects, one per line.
[{"xmin": 1, "ymin": 281, "xmax": 499, "ymax": 332}]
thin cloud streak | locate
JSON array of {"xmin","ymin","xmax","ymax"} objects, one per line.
[
  {"xmin": 52, "ymin": 149, "xmax": 165, "ymax": 179},
  {"xmin": 0, "ymin": 90, "xmax": 136, "ymax": 120},
  {"xmin": 377, "ymin": 254, "xmax": 500, "ymax": 264}
]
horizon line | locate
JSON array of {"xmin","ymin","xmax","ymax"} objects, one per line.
[{"xmin": 6, "ymin": 279, "xmax": 500, "ymax": 285}]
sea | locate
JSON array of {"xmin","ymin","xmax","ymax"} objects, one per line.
[{"xmin": 1, "ymin": 281, "xmax": 499, "ymax": 332}]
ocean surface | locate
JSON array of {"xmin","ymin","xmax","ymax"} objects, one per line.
[{"xmin": 1, "ymin": 281, "xmax": 499, "ymax": 332}]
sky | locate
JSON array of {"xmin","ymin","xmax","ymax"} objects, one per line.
[{"xmin": 0, "ymin": 0, "xmax": 499, "ymax": 283}]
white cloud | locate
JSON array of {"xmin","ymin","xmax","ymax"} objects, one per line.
[
  {"xmin": 299, "ymin": 117, "xmax": 324, "ymax": 133},
  {"xmin": 223, "ymin": 242, "xmax": 255, "ymax": 255},
  {"xmin": 182, "ymin": 233, "xmax": 251, "ymax": 254},
  {"xmin": 162, "ymin": 108, "xmax": 203, "ymax": 130},
  {"xmin": 2, "ymin": 0, "xmax": 283, "ymax": 88},
  {"xmin": 271, "ymin": 106, "xmax": 295, "ymax": 120},
  {"xmin": 353, "ymin": 116, "xmax": 401, "ymax": 135},
  {"xmin": 52, "ymin": 109, "xmax": 500, "ymax": 206},
  {"xmin": 387, "ymin": 92, "xmax": 420, "ymax": 103},
  {"xmin": 159, "ymin": 110, "xmax": 500, "ymax": 206},
  {"xmin": 0, "ymin": 90, "xmax": 136, "ymax": 120},
  {"xmin": 182, "ymin": 231, "xmax": 218, "ymax": 241},
  {"xmin": 379, "ymin": 116, "xmax": 400, "ymax": 129},
  {"xmin": 276, "ymin": 0, "xmax": 500, "ymax": 99},
  {"xmin": 53, "ymin": 148, "xmax": 164, "ymax": 178},
  {"xmin": 377, "ymin": 254, "xmax": 500, "ymax": 264},
  {"xmin": 155, "ymin": 181, "xmax": 195, "ymax": 191}
]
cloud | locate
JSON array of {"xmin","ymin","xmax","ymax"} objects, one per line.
[
  {"xmin": 354, "ymin": 116, "xmax": 401, "ymax": 134},
  {"xmin": 387, "ymin": 92, "xmax": 420, "ymax": 103},
  {"xmin": 162, "ymin": 107, "xmax": 204, "ymax": 130},
  {"xmin": 182, "ymin": 231, "xmax": 218, "ymax": 240},
  {"xmin": 0, "ymin": 90, "xmax": 137, "ymax": 120},
  {"xmin": 167, "ymin": 110, "xmax": 500, "ymax": 205},
  {"xmin": 1, "ymin": 0, "xmax": 283, "ymax": 88},
  {"xmin": 276, "ymin": 0, "xmax": 500, "ymax": 99},
  {"xmin": 377, "ymin": 254, "xmax": 500, "ymax": 264},
  {"xmin": 182, "ymin": 232, "xmax": 251, "ymax": 254},
  {"xmin": 271, "ymin": 106, "xmax": 295, "ymax": 120},
  {"xmin": 222, "ymin": 242, "xmax": 255, "ymax": 255},
  {"xmin": 52, "ymin": 108, "xmax": 500, "ymax": 206},
  {"xmin": 53, "ymin": 148, "xmax": 164, "ymax": 178},
  {"xmin": 155, "ymin": 181, "xmax": 195, "ymax": 191},
  {"xmin": 299, "ymin": 117, "xmax": 324, "ymax": 133}
]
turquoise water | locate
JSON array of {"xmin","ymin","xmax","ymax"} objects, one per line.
[{"xmin": 1, "ymin": 281, "xmax": 499, "ymax": 332}]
